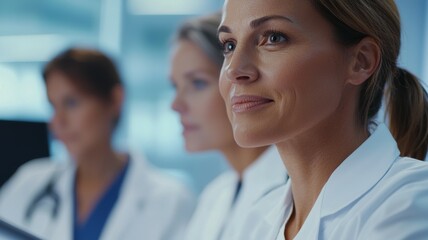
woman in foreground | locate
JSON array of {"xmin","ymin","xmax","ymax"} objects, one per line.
[{"xmin": 218, "ymin": 0, "xmax": 428, "ymax": 239}]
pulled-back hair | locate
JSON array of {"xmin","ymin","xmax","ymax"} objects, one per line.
[{"xmin": 312, "ymin": 0, "xmax": 428, "ymax": 159}]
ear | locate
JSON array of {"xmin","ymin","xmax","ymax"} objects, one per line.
[{"xmin": 347, "ymin": 37, "xmax": 381, "ymax": 86}]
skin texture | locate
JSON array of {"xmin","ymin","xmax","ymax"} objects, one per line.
[{"xmin": 218, "ymin": 0, "xmax": 379, "ymax": 238}]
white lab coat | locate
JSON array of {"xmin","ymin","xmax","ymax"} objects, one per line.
[
  {"xmin": 0, "ymin": 153, "xmax": 196, "ymax": 240},
  {"xmin": 237, "ymin": 123, "xmax": 428, "ymax": 240},
  {"xmin": 185, "ymin": 146, "xmax": 288, "ymax": 240}
]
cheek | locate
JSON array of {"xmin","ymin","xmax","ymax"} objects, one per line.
[
  {"xmin": 201, "ymin": 88, "xmax": 227, "ymax": 121},
  {"xmin": 199, "ymin": 89, "xmax": 231, "ymax": 134},
  {"xmin": 297, "ymin": 52, "xmax": 345, "ymax": 112},
  {"xmin": 219, "ymin": 71, "xmax": 231, "ymax": 104},
  {"xmin": 260, "ymin": 48, "xmax": 347, "ymax": 138},
  {"xmin": 219, "ymin": 71, "xmax": 233, "ymax": 117},
  {"xmin": 76, "ymin": 107, "xmax": 113, "ymax": 137}
]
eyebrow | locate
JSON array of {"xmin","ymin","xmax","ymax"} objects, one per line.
[
  {"xmin": 250, "ymin": 15, "xmax": 294, "ymax": 28},
  {"xmin": 218, "ymin": 15, "xmax": 294, "ymax": 35}
]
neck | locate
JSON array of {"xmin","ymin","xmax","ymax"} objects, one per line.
[
  {"xmin": 74, "ymin": 145, "xmax": 126, "ymax": 184},
  {"xmin": 277, "ymin": 116, "xmax": 368, "ymax": 230},
  {"xmin": 73, "ymin": 144, "xmax": 127, "ymax": 224},
  {"xmin": 221, "ymin": 143, "xmax": 269, "ymax": 179}
]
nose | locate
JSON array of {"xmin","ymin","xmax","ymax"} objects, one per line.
[
  {"xmin": 50, "ymin": 111, "xmax": 65, "ymax": 134},
  {"xmin": 224, "ymin": 47, "xmax": 259, "ymax": 84},
  {"xmin": 171, "ymin": 92, "xmax": 187, "ymax": 114}
]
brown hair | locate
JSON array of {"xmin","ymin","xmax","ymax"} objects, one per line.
[
  {"xmin": 43, "ymin": 47, "xmax": 122, "ymax": 102},
  {"xmin": 312, "ymin": 0, "xmax": 428, "ymax": 159}
]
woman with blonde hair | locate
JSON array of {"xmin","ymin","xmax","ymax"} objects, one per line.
[{"xmin": 170, "ymin": 13, "xmax": 287, "ymax": 240}]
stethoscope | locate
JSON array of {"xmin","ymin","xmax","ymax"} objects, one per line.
[{"xmin": 24, "ymin": 174, "xmax": 61, "ymax": 222}]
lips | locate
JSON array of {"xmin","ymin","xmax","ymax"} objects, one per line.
[
  {"xmin": 181, "ymin": 121, "xmax": 199, "ymax": 134},
  {"xmin": 231, "ymin": 95, "xmax": 273, "ymax": 113}
]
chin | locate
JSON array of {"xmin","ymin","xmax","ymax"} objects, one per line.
[
  {"xmin": 233, "ymin": 128, "xmax": 275, "ymax": 148},
  {"xmin": 66, "ymin": 145, "xmax": 88, "ymax": 160},
  {"xmin": 184, "ymin": 141, "xmax": 214, "ymax": 153}
]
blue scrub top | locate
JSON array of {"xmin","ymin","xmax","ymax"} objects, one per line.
[{"xmin": 73, "ymin": 161, "xmax": 129, "ymax": 240}]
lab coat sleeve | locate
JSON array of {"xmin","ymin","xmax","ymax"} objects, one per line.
[{"xmin": 358, "ymin": 170, "xmax": 428, "ymax": 239}]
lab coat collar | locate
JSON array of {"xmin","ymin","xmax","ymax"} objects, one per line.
[
  {"xmin": 100, "ymin": 153, "xmax": 150, "ymax": 240},
  {"xmin": 48, "ymin": 153, "xmax": 151, "ymax": 240},
  {"xmin": 50, "ymin": 161, "xmax": 75, "ymax": 240},
  {"xmin": 241, "ymin": 146, "xmax": 288, "ymax": 205},
  {"xmin": 251, "ymin": 183, "xmax": 291, "ymax": 240},
  {"xmin": 320, "ymin": 123, "xmax": 400, "ymax": 217}
]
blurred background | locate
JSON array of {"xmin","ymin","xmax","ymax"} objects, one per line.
[{"xmin": 0, "ymin": 0, "xmax": 427, "ymax": 194}]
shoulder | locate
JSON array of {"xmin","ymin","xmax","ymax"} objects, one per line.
[
  {"xmin": 12, "ymin": 158, "xmax": 64, "ymax": 176},
  {"xmin": 357, "ymin": 157, "xmax": 428, "ymax": 239},
  {"xmin": 0, "ymin": 158, "xmax": 66, "ymax": 221},
  {"xmin": 377, "ymin": 157, "xmax": 428, "ymax": 196},
  {"xmin": 369, "ymin": 156, "xmax": 428, "ymax": 207},
  {"xmin": 1, "ymin": 158, "xmax": 65, "ymax": 193}
]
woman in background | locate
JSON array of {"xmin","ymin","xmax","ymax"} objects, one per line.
[
  {"xmin": 218, "ymin": 0, "xmax": 428, "ymax": 239},
  {"xmin": 170, "ymin": 13, "xmax": 287, "ymax": 240},
  {"xmin": 0, "ymin": 47, "xmax": 195, "ymax": 240}
]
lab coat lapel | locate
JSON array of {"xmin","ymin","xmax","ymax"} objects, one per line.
[
  {"xmin": 206, "ymin": 177, "xmax": 237, "ymax": 240},
  {"xmin": 48, "ymin": 164, "xmax": 75, "ymax": 240},
  {"xmin": 241, "ymin": 146, "xmax": 287, "ymax": 205},
  {"xmin": 222, "ymin": 146, "xmax": 286, "ymax": 239},
  {"xmin": 293, "ymin": 191, "xmax": 323, "ymax": 240},
  {"xmin": 100, "ymin": 155, "xmax": 147, "ymax": 240},
  {"xmin": 256, "ymin": 184, "xmax": 291, "ymax": 240}
]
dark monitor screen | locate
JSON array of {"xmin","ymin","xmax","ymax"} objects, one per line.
[{"xmin": 0, "ymin": 120, "xmax": 50, "ymax": 188}]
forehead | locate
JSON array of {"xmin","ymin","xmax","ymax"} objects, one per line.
[
  {"xmin": 46, "ymin": 70, "xmax": 89, "ymax": 100},
  {"xmin": 171, "ymin": 40, "xmax": 220, "ymax": 74},
  {"xmin": 46, "ymin": 71, "xmax": 77, "ymax": 91},
  {"xmin": 221, "ymin": 0, "xmax": 319, "ymax": 31}
]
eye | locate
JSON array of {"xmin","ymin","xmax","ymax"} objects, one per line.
[
  {"xmin": 264, "ymin": 30, "xmax": 288, "ymax": 45},
  {"xmin": 64, "ymin": 97, "xmax": 79, "ymax": 109},
  {"xmin": 221, "ymin": 40, "xmax": 236, "ymax": 54},
  {"xmin": 192, "ymin": 79, "xmax": 208, "ymax": 90}
]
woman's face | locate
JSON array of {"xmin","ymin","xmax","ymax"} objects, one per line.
[
  {"xmin": 46, "ymin": 71, "xmax": 118, "ymax": 159},
  {"xmin": 218, "ymin": 0, "xmax": 354, "ymax": 147},
  {"xmin": 170, "ymin": 40, "xmax": 235, "ymax": 152}
]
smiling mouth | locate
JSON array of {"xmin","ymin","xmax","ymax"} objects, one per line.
[{"xmin": 231, "ymin": 95, "xmax": 274, "ymax": 113}]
